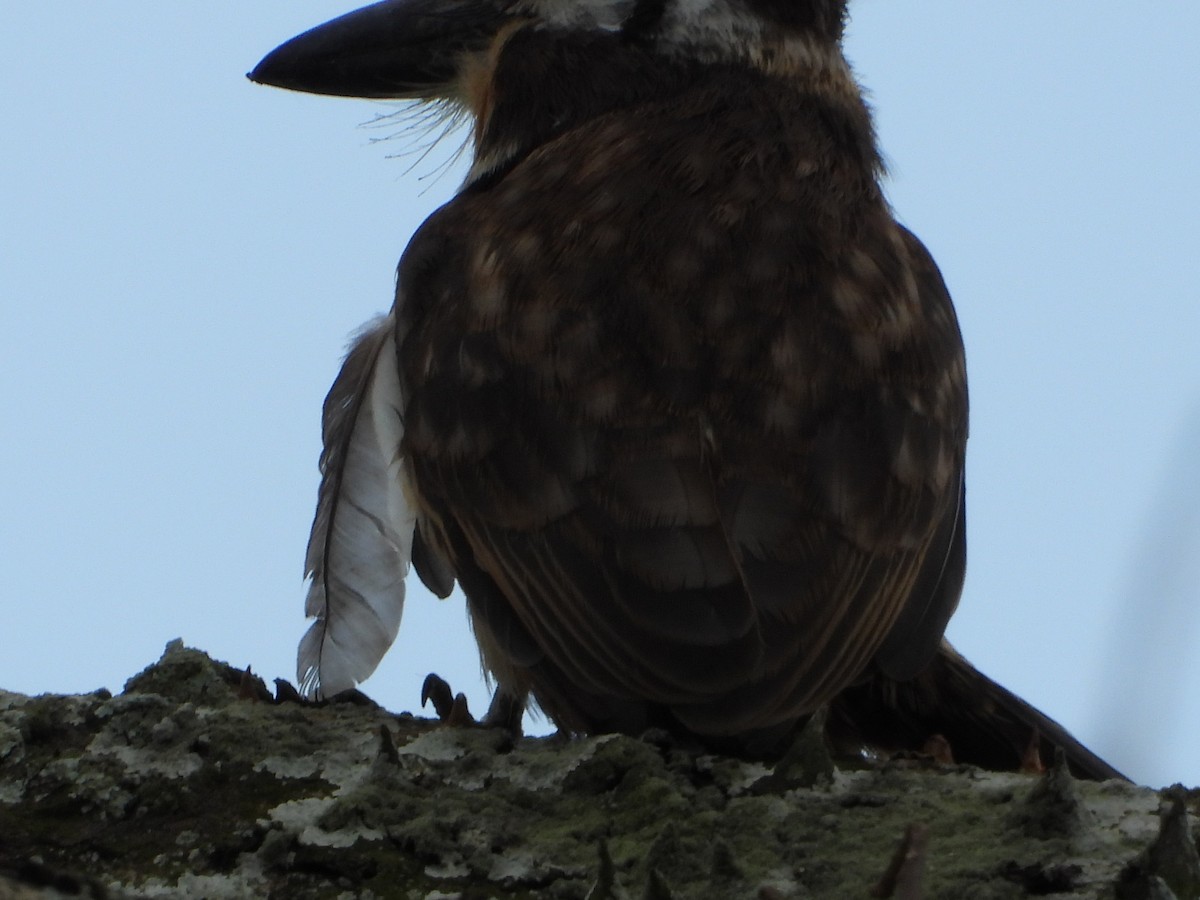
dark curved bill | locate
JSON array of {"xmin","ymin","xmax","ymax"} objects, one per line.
[{"xmin": 248, "ymin": 0, "xmax": 509, "ymax": 99}]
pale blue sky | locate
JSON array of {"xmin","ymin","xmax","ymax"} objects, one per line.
[{"xmin": 3, "ymin": 3, "xmax": 1198, "ymax": 786}]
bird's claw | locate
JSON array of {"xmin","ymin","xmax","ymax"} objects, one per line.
[
  {"xmin": 420, "ymin": 672, "xmax": 475, "ymax": 729},
  {"xmin": 421, "ymin": 673, "xmax": 456, "ymax": 719},
  {"xmin": 421, "ymin": 673, "xmax": 525, "ymax": 734},
  {"xmin": 420, "ymin": 672, "xmax": 476, "ymax": 725}
]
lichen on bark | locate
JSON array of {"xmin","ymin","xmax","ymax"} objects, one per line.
[{"xmin": 1, "ymin": 641, "xmax": 1196, "ymax": 899}]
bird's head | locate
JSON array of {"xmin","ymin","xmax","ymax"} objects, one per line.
[{"xmin": 249, "ymin": 0, "xmax": 856, "ymax": 181}]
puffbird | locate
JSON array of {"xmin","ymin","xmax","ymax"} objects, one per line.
[{"xmin": 250, "ymin": 0, "xmax": 1124, "ymax": 779}]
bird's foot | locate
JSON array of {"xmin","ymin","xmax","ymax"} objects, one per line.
[
  {"xmin": 481, "ymin": 686, "xmax": 526, "ymax": 735},
  {"xmin": 271, "ymin": 676, "xmax": 379, "ymax": 707},
  {"xmin": 421, "ymin": 673, "xmax": 475, "ymax": 726},
  {"xmin": 420, "ymin": 673, "xmax": 526, "ymax": 736}
]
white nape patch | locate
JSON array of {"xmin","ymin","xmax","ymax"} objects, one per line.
[
  {"xmin": 658, "ymin": 0, "xmax": 850, "ymax": 78},
  {"xmin": 517, "ymin": 0, "xmax": 636, "ymax": 31}
]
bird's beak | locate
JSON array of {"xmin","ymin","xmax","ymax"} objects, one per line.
[{"xmin": 247, "ymin": 0, "xmax": 510, "ymax": 99}]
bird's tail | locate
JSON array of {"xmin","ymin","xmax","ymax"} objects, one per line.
[{"xmin": 828, "ymin": 641, "xmax": 1126, "ymax": 781}]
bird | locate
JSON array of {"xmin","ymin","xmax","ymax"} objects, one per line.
[{"xmin": 249, "ymin": 0, "xmax": 1124, "ymax": 779}]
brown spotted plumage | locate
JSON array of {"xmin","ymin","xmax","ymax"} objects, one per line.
[{"xmin": 251, "ymin": 0, "xmax": 1123, "ymax": 778}]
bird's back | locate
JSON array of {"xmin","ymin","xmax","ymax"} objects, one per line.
[{"xmin": 395, "ymin": 41, "xmax": 969, "ymax": 751}]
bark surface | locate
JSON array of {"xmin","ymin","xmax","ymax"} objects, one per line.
[{"xmin": 1, "ymin": 642, "xmax": 1196, "ymax": 899}]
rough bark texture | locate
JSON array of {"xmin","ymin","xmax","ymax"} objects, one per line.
[{"xmin": 1, "ymin": 641, "xmax": 1197, "ymax": 899}]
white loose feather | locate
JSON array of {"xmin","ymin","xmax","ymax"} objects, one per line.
[{"xmin": 298, "ymin": 313, "xmax": 416, "ymax": 698}]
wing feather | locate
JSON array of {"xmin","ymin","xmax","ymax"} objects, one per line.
[{"xmin": 298, "ymin": 313, "xmax": 415, "ymax": 697}]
